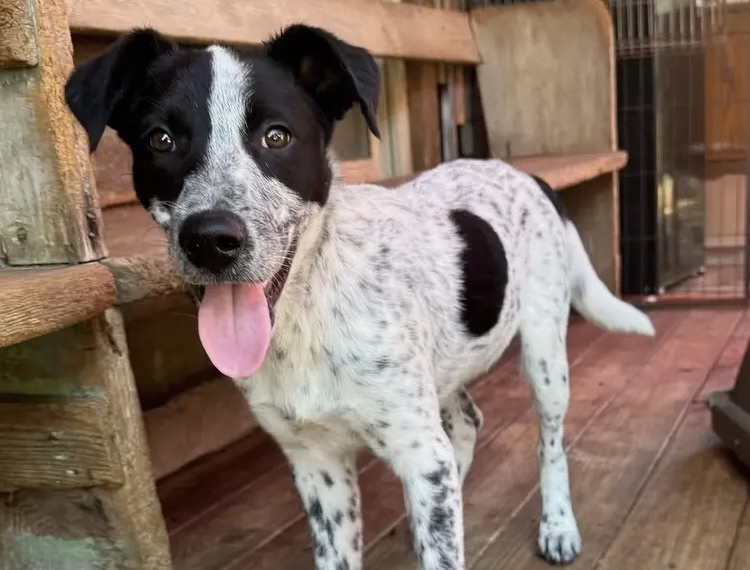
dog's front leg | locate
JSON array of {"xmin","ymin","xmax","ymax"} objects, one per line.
[
  {"xmin": 360, "ymin": 406, "xmax": 465, "ymax": 570},
  {"xmin": 284, "ymin": 446, "xmax": 363, "ymax": 570}
]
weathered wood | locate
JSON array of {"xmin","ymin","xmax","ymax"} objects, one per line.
[
  {"xmin": 472, "ymin": 0, "xmax": 616, "ymax": 157},
  {"xmin": 66, "ymin": 0, "xmax": 480, "ymax": 63},
  {"xmin": 0, "ymin": 398, "xmax": 123, "ymax": 491},
  {"xmin": 0, "ymin": 264, "xmax": 115, "ymax": 348},
  {"xmin": 144, "ymin": 376, "xmax": 258, "ymax": 480},
  {"xmin": 0, "ymin": 313, "xmax": 172, "ymax": 569},
  {"xmin": 0, "ymin": 0, "xmax": 104, "ymax": 265},
  {"xmin": 0, "ymin": 0, "xmax": 38, "ymax": 67}
]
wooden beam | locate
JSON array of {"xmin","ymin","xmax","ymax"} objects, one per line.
[
  {"xmin": 66, "ymin": 0, "xmax": 480, "ymax": 63},
  {"xmin": 0, "ymin": 398, "xmax": 123, "ymax": 491},
  {"xmin": 0, "ymin": 264, "xmax": 116, "ymax": 348},
  {"xmin": 0, "ymin": 0, "xmax": 105, "ymax": 265}
]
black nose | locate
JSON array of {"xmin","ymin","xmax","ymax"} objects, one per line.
[{"xmin": 178, "ymin": 211, "xmax": 247, "ymax": 273}]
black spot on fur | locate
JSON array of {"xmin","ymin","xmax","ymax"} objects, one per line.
[
  {"xmin": 321, "ymin": 471, "xmax": 334, "ymax": 487},
  {"xmin": 450, "ymin": 209, "xmax": 508, "ymax": 336},
  {"xmin": 308, "ymin": 498, "xmax": 324, "ymax": 523},
  {"xmin": 531, "ymin": 175, "xmax": 567, "ymax": 219}
]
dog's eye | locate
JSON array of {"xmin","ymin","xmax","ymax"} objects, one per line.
[
  {"xmin": 149, "ymin": 129, "xmax": 176, "ymax": 153},
  {"xmin": 262, "ymin": 126, "xmax": 291, "ymax": 149}
]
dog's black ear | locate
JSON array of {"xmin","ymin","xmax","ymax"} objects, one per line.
[
  {"xmin": 65, "ymin": 28, "xmax": 176, "ymax": 151},
  {"xmin": 266, "ymin": 24, "xmax": 380, "ymax": 138}
]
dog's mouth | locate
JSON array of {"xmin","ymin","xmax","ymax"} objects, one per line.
[{"xmin": 196, "ymin": 233, "xmax": 298, "ymax": 379}]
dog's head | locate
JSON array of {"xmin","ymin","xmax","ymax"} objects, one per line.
[{"xmin": 65, "ymin": 25, "xmax": 380, "ymax": 378}]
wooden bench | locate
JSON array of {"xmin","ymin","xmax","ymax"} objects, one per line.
[{"xmin": 0, "ymin": 0, "xmax": 626, "ymax": 568}]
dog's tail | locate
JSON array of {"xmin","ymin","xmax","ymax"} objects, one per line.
[{"xmin": 566, "ymin": 221, "xmax": 655, "ymax": 336}]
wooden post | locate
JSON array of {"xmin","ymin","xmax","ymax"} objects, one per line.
[
  {"xmin": 0, "ymin": 0, "xmax": 104, "ymax": 266},
  {"xmin": 0, "ymin": 311, "xmax": 173, "ymax": 569}
]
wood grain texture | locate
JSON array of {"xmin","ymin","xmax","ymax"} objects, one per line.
[
  {"xmin": 0, "ymin": 264, "xmax": 115, "ymax": 348},
  {"xmin": 472, "ymin": 0, "xmax": 616, "ymax": 157},
  {"xmin": 66, "ymin": 0, "xmax": 479, "ymax": 63},
  {"xmin": 0, "ymin": 398, "xmax": 123, "ymax": 491},
  {"xmin": 0, "ymin": 313, "xmax": 171, "ymax": 568},
  {"xmin": 93, "ymin": 309, "xmax": 172, "ymax": 569},
  {"xmin": 0, "ymin": 0, "xmax": 104, "ymax": 265},
  {"xmin": 598, "ymin": 313, "xmax": 750, "ymax": 570},
  {"xmin": 0, "ymin": 0, "xmax": 38, "ymax": 67},
  {"xmin": 472, "ymin": 309, "xmax": 742, "ymax": 569},
  {"xmin": 144, "ymin": 376, "xmax": 258, "ymax": 480}
]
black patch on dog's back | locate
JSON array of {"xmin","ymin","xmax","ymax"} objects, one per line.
[
  {"xmin": 531, "ymin": 175, "xmax": 567, "ymax": 219},
  {"xmin": 450, "ymin": 209, "xmax": 508, "ymax": 336}
]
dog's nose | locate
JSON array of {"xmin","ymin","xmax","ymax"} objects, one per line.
[{"xmin": 178, "ymin": 211, "xmax": 247, "ymax": 273}]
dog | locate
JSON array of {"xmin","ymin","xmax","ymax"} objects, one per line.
[{"xmin": 65, "ymin": 25, "xmax": 654, "ymax": 570}]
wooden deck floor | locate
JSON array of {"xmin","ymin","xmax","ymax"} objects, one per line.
[{"xmin": 158, "ymin": 307, "xmax": 750, "ymax": 570}]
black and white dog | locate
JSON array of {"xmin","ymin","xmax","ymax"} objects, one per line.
[{"xmin": 66, "ymin": 26, "xmax": 654, "ymax": 570}]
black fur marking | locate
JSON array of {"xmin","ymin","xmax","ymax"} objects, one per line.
[
  {"xmin": 450, "ymin": 209, "xmax": 508, "ymax": 337},
  {"xmin": 321, "ymin": 471, "xmax": 335, "ymax": 487},
  {"xmin": 531, "ymin": 175, "xmax": 567, "ymax": 219}
]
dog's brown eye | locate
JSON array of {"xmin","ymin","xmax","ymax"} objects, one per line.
[
  {"xmin": 149, "ymin": 129, "xmax": 176, "ymax": 152},
  {"xmin": 262, "ymin": 127, "xmax": 291, "ymax": 149}
]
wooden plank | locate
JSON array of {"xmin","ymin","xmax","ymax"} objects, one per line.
[
  {"xmin": 472, "ymin": 0, "xmax": 616, "ymax": 157},
  {"xmin": 407, "ymin": 62, "xmax": 441, "ymax": 172},
  {"xmin": 0, "ymin": 398, "xmax": 123, "ymax": 491},
  {"xmin": 363, "ymin": 310, "xmax": 682, "ymax": 570},
  {"xmin": 0, "ymin": 312, "xmax": 172, "ymax": 569},
  {"xmin": 66, "ymin": 0, "xmax": 480, "ymax": 63},
  {"xmin": 509, "ymin": 151, "xmax": 627, "ymax": 190},
  {"xmin": 598, "ymin": 313, "xmax": 750, "ymax": 570},
  {"xmin": 471, "ymin": 308, "xmax": 741, "ymax": 570},
  {"xmin": 0, "ymin": 0, "xmax": 38, "ymax": 67},
  {"xmin": 179, "ymin": 315, "xmax": 609, "ymax": 570},
  {"xmin": 729, "ymin": 498, "xmax": 750, "ymax": 570},
  {"xmin": 0, "ymin": 0, "xmax": 104, "ymax": 265},
  {"xmin": 0, "ymin": 264, "xmax": 115, "ymax": 348},
  {"xmin": 144, "ymin": 377, "xmax": 258, "ymax": 480}
]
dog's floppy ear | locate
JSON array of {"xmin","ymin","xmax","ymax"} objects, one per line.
[
  {"xmin": 266, "ymin": 24, "xmax": 380, "ymax": 138},
  {"xmin": 65, "ymin": 28, "xmax": 176, "ymax": 152}
]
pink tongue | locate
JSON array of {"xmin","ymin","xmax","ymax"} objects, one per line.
[{"xmin": 198, "ymin": 283, "xmax": 272, "ymax": 378}]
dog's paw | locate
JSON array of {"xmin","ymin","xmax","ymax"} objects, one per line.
[{"xmin": 537, "ymin": 515, "xmax": 581, "ymax": 565}]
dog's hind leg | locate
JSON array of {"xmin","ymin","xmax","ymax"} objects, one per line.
[
  {"xmin": 283, "ymin": 445, "xmax": 363, "ymax": 570},
  {"xmin": 441, "ymin": 387, "xmax": 483, "ymax": 485},
  {"xmin": 520, "ymin": 295, "xmax": 581, "ymax": 565}
]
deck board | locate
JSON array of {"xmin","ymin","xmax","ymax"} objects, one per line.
[
  {"xmin": 160, "ymin": 307, "xmax": 750, "ymax": 570},
  {"xmin": 597, "ymin": 314, "xmax": 750, "ymax": 570}
]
